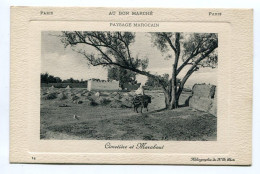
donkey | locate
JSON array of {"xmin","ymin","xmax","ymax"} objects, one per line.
[{"xmin": 133, "ymin": 95, "xmax": 151, "ymax": 113}]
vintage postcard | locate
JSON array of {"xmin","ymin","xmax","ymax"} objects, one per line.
[{"xmin": 10, "ymin": 7, "xmax": 253, "ymax": 165}]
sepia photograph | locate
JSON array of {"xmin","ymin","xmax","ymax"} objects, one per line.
[{"xmin": 40, "ymin": 31, "xmax": 218, "ymax": 141}]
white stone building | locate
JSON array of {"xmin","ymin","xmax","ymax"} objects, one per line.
[{"xmin": 87, "ymin": 79, "xmax": 121, "ymax": 91}]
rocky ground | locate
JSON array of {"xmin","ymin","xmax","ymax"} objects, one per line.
[{"xmin": 40, "ymin": 87, "xmax": 217, "ymax": 141}]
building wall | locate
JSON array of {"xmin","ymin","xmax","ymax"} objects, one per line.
[
  {"xmin": 189, "ymin": 84, "xmax": 217, "ymax": 116},
  {"xmin": 88, "ymin": 80, "xmax": 120, "ymax": 91}
]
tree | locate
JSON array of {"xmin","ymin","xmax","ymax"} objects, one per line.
[
  {"xmin": 151, "ymin": 32, "xmax": 218, "ymax": 108},
  {"xmin": 62, "ymin": 77, "xmax": 80, "ymax": 83},
  {"xmin": 41, "ymin": 73, "xmax": 62, "ymax": 83},
  {"xmin": 146, "ymin": 73, "xmax": 170, "ymax": 88},
  {"xmin": 61, "ymin": 31, "xmax": 217, "ymax": 109},
  {"xmin": 55, "ymin": 77, "xmax": 62, "ymax": 83},
  {"xmin": 41, "ymin": 73, "xmax": 49, "ymax": 83},
  {"xmin": 108, "ymin": 66, "xmax": 137, "ymax": 89}
]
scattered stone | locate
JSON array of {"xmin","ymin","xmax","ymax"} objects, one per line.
[
  {"xmin": 109, "ymin": 100, "xmax": 123, "ymax": 108},
  {"xmin": 95, "ymin": 92, "xmax": 100, "ymax": 97},
  {"xmin": 89, "ymin": 100, "xmax": 99, "ymax": 106},
  {"xmin": 43, "ymin": 92, "xmax": 57, "ymax": 100},
  {"xmin": 99, "ymin": 97, "xmax": 112, "ymax": 105},
  {"xmin": 57, "ymin": 92, "xmax": 67, "ymax": 100},
  {"xmin": 73, "ymin": 114, "xmax": 80, "ymax": 120},
  {"xmin": 122, "ymin": 93, "xmax": 130, "ymax": 97},
  {"xmin": 59, "ymin": 104, "xmax": 70, "ymax": 107},
  {"xmin": 100, "ymin": 92, "xmax": 110, "ymax": 96},
  {"xmin": 71, "ymin": 95, "xmax": 80, "ymax": 101},
  {"xmin": 77, "ymin": 100, "xmax": 83, "ymax": 104},
  {"xmin": 113, "ymin": 93, "xmax": 122, "ymax": 100},
  {"xmin": 121, "ymin": 100, "xmax": 133, "ymax": 108}
]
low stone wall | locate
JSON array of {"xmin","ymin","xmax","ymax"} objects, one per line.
[{"xmin": 189, "ymin": 84, "xmax": 217, "ymax": 116}]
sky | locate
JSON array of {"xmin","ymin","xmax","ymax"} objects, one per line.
[{"xmin": 41, "ymin": 31, "xmax": 217, "ymax": 88}]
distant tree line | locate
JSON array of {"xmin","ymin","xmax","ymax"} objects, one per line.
[{"xmin": 41, "ymin": 73, "xmax": 87, "ymax": 84}]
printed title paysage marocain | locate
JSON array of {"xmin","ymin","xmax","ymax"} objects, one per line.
[{"xmin": 110, "ymin": 22, "xmax": 159, "ymax": 27}]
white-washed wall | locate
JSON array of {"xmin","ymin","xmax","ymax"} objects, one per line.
[{"xmin": 88, "ymin": 80, "xmax": 120, "ymax": 91}]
